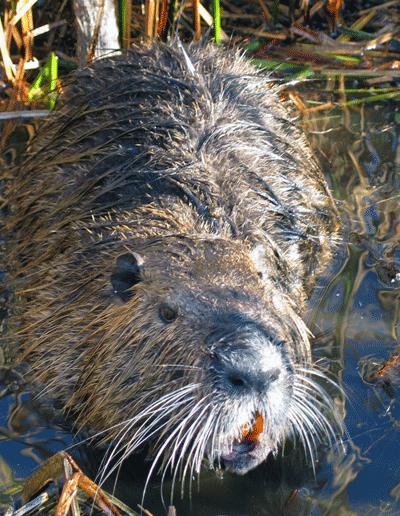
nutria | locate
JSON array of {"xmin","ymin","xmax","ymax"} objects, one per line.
[{"xmin": 4, "ymin": 43, "xmax": 340, "ymax": 480}]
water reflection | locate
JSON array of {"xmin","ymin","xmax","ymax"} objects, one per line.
[{"xmin": 306, "ymin": 97, "xmax": 400, "ymax": 515}]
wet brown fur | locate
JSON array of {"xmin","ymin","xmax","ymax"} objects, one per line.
[{"xmin": 4, "ymin": 43, "xmax": 340, "ymax": 477}]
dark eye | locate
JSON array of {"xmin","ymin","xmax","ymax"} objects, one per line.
[{"xmin": 159, "ymin": 304, "xmax": 178, "ymax": 323}]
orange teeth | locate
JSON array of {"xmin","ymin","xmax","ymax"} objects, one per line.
[{"xmin": 241, "ymin": 411, "xmax": 264, "ymax": 442}]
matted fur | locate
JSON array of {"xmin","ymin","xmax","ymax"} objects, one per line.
[{"xmin": 4, "ymin": 43, "xmax": 340, "ymax": 480}]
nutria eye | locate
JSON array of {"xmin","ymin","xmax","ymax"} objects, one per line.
[{"xmin": 160, "ymin": 304, "xmax": 178, "ymax": 323}]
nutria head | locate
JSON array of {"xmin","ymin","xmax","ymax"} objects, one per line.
[{"xmin": 35, "ymin": 236, "xmax": 337, "ymax": 480}]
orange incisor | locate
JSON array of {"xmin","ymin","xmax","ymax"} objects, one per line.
[{"xmin": 241, "ymin": 411, "xmax": 264, "ymax": 441}]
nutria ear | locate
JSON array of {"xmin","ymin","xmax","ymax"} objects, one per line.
[{"xmin": 111, "ymin": 252, "xmax": 145, "ymax": 302}]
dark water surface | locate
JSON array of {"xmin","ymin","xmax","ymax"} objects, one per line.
[{"xmin": 1, "ymin": 97, "xmax": 400, "ymax": 516}]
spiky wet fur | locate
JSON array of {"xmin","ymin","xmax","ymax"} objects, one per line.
[{"xmin": 5, "ymin": 43, "xmax": 341, "ymax": 482}]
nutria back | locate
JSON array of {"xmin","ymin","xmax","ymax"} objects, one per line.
[{"xmin": 5, "ymin": 43, "xmax": 340, "ymax": 477}]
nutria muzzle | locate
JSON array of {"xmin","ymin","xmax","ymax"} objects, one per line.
[{"xmin": 207, "ymin": 322, "xmax": 295, "ymax": 474}]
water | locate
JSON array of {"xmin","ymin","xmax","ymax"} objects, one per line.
[{"xmin": 1, "ymin": 96, "xmax": 400, "ymax": 515}]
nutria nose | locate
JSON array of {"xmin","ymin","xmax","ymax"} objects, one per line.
[
  {"xmin": 211, "ymin": 348, "xmax": 282, "ymax": 396},
  {"xmin": 226, "ymin": 367, "xmax": 280, "ymax": 394}
]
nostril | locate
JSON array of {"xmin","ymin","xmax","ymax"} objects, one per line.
[{"xmin": 228, "ymin": 373, "xmax": 246, "ymax": 388}]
